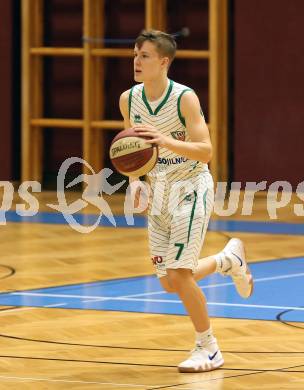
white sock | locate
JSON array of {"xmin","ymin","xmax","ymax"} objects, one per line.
[
  {"xmin": 214, "ymin": 252, "xmax": 231, "ymax": 274},
  {"xmin": 195, "ymin": 327, "xmax": 217, "ymax": 349}
]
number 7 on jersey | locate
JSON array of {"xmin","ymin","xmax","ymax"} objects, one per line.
[{"xmin": 174, "ymin": 243, "xmax": 185, "ymax": 260}]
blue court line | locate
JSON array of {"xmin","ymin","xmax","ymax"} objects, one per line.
[
  {"xmin": 208, "ymin": 219, "xmax": 304, "ymax": 235},
  {"xmin": 0, "ymin": 257, "xmax": 303, "ymax": 322},
  {"xmin": 2, "ymin": 211, "xmax": 147, "ymax": 228},
  {"xmin": 2, "ymin": 210, "xmax": 304, "ymax": 234}
]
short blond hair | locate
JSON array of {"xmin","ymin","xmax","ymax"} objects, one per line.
[{"xmin": 135, "ymin": 30, "xmax": 177, "ymax": 66}]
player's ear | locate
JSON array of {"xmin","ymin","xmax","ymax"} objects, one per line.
[{"xmin": 161, "ymin": 56, "xmax": 170, "ymax": 68}]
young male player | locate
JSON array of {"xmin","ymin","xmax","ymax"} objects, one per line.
[{"xmin": 119, "ymin": 30, "xmax": 253, "ymax": 373}]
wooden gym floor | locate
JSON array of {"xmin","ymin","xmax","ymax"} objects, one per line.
[{"xmin": 0, "ymin": 190, "xmax": 303, "ymax": 389}]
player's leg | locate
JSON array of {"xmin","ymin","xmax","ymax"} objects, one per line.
[
  {"xmin": 192, "ymin": 181, "xmax": 217, "ymax": 281},
  {"xmin": 158, "ymin": 274, "xmax": 175, "ymax": 292},
  {"xmin": 165, "ymin": 175, "xmax": 223, "ymax": 372},
  {"xmin": 213, "ymin": 238, "xmax": 253, "ymax": 297},
  {"xmin": 162, "ymin": 174, "xmax": 215, "ymax": 291},
  {"xmin": 166, "ymin": 268, "xmax": 210, "ymax": 331},
  {"xmin": 148, "ymin": 213, "xmax": 169, "ymax": 279},
  {"xmin": 183, "ymin": 173, "xmax": 252, "ymax": 297},
  {"xmin": 160, "ymin": 256, "xmax": 216, "ymax": 289},
  {"xmin": 157, "ymin": 173, "xmax": 254, "ymax": 298},
  {"xmin": 194, "ymin": 239, "xmax": 254, "ymax": 298},
  {"xmin": 165, "ymin": 250, "xmax": 253, "ymax": 299},
  {"xmin": 166, "ymin": 268, "xmax": 223, "ymax": 372},
  {"xmin": 193, "ymin": 256, "xmax": 216, "ymax": 280}
]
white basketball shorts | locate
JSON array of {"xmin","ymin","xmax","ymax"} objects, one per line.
[{"xmin": 148, "ymin": 171, "xmax": 214, "ymax": 278}]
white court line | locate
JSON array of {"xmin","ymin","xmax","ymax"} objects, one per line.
[
  {"xmin": 208, "ymin": 302, "xmax": 304, "ymax": 311},
  {"xmin": 82, "ymin": 298, "xmax": 103, "ymax": 303},
  {"xmin": 0, "ymin": 307, "xmax": 38, "ymax": 316},
  {"xmin": 113, "ymin": 298, "xmax": 304, "ymax": 312},
  {"xmin": 0, "ymin": 302, "xmax": 67, "ymax": 316},
  {"xmin": 11, "ymin": 292, "xmax": 108, "ymax": 299},
  {"xmin": 44, "ymin": 303, "xmax": 67, "ymax": 308},
  {"xmin": 0, "ymin": 375, "xmax": 152, "ymax": 388},
  {"xmin": 120, "ymin": 271, "xmax": 304, "ymax": 299},
  {"xmin": 78, "ymin": 276, "xmax": 287, "ymax": 303},
  {"xmin": 7, "ymin": 293, "xmax": 304, "ymax": 312},
  {"xmin": 9, "ymin": 271, "xmax": 304, "ymax": 303},
  {"xmin": 0, "ymin": 375, "xmax": 201, "ymax": 390}
]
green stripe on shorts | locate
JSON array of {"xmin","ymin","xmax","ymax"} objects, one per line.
[
  {"xmin": 201, "ymin": 189, "xmax": 208, "ymax": 237},
  {"xmin": 187, "ymin": 190, "xmax": 198, "ymax": 244}
]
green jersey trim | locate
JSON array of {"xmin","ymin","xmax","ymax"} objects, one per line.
[
  {"xmin": 187, "ymin": 190, "xmax": 198, "ymax": 244},
  {"xmin": 177, "ymin": 88, "xmax": 193, "ymax": 126},
  {"xmin": 142, "ymin": 79, "xmax": 174, "ymax": 116},
  {"xmin": 128, "ymin": 86, "xmax": 135, "ymax": 119}
]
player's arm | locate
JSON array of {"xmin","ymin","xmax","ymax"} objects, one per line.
[
  {"xmin": 134, "ymin": 91, "xmax": 212, "ymax": 164},
  {"xmin": 119, "ymin": 90, "xmax": 137, "ymax": 182},
  {"xmin": 119, "ymin": 91, "xmax": 138, "ymax": 177},
  {"xmin": 119, "ymin": 89, "xmax": 132, "ymax": 129},
  {"xmin": 177, "ymin": 91, "xmax": 212, "ymax": 163},
  {"xmin": 119, "ymin": 90, "xmax": 141, "ymax": 207}
]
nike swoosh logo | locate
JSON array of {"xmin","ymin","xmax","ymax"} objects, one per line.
[
  {"xmin": 232, "ymin": 252, "xmax": 243, "ymax": 266},
  {"xmin": 208, "ymin": 351, "xmax": 218, "ymax": 360}
]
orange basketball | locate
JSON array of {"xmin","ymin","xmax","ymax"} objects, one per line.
[{"xmin": 109, "ymin": 128, "xmax": 158, "ymax": 176}]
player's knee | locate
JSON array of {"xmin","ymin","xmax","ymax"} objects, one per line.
[
  {"xmin": 159, "ymin": 276, "xmax": 176, "ymax": 293},
  {"xmin": 163, "ymin": 284, "xmax": 176, "ymax": 293},
  {"xmin": 167, "ymin": 269, "xmax": 191, "ymax": 291}
]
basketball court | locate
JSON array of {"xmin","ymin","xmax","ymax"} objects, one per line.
[
  {"xmin": 0, "ymin": 192, "xmax": 302, "ymax": 389},
  {"xmin": 0, "ymin": 0, "xmax": 303, "ymax": 388}
]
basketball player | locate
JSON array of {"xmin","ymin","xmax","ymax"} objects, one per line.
[{"xmin": 119, "ymin": 30, "xmax": 253, "ymax": 373}]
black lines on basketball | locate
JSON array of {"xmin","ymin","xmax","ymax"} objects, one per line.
[{"xmin": 109, "ymin": 127, "xmax": 158, "ymax": 176}]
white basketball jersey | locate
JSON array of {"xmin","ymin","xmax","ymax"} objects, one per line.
[{"xmin": 128, "ymin": 79, "xmax": 209, "ymax": 181}]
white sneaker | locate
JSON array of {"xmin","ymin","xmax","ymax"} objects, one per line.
[
  {"xmin": 178, "ymin": 345, "xmax": 224, "ymax": 373},
  {"xmin": 219, "ymin": 238, "xmax": 254, "ymax": 298}
]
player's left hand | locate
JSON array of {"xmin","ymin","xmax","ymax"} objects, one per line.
[{"xmin": 133, "ymin": 125, "xmax": 171, "ymax": 148}]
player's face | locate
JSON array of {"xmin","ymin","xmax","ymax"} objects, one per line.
[{"xmin": 134, "ymin": 41, "xmax": 168, "ymax": 82}]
